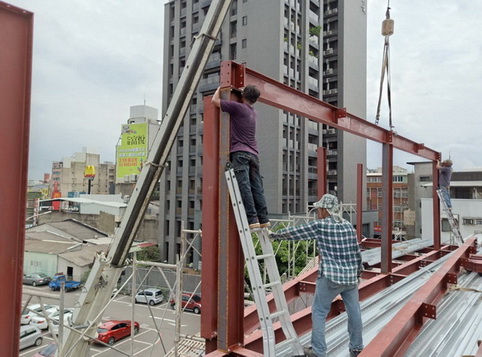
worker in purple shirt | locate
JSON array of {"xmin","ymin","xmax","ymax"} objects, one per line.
[
  {"xmin": 270, "ymin": 194, "xmax": 363, "ymax": 357},
  {"xmin": 212, "ymin": 85, "xmax": 270, "ymax": 229},
  {"xmin": 437, "ymin": 159, "xmax": 453, "ymax": 209}
]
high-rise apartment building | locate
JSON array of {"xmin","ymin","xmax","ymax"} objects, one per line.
[{"xmin": 159, "ymin": 0, "xmax": 367, "ymax": 263}]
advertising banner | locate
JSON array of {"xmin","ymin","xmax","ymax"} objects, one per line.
[{"xmin": 116, "ymin": 123, "xmax": 148, "ymax": 179}]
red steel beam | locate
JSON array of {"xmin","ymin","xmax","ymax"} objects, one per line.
[
  {"xmin": 0, "ymin": 2, "xmax": 33, "ymax": 355},
  {"xmin": 360, "ymin": 237, "xmax": 477, "ymax": 357},
  {"xmin": 239, "ymin": 64, "xmax": 439, "ymax": 161}
]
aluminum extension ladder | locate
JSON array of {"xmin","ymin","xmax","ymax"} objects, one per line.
[
  {"xmin": 225, "ymin": 163, "xmax": 304, "ymax": 357},
  {"xmin": 436, "ymin": 188, "xmax": 463, "ymax": 245}
]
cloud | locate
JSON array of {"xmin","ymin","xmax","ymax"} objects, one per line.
[{"xmin": 367, "ymin": 1, "xmax": 482, "ymax": 170}]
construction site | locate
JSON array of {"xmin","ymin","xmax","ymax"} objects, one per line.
[{"xmin": 2, "ymin": 0, "xmax": 482, "ymax": 356}]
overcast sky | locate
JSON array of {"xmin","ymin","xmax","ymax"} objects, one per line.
[{"xmin": 5, "ymin": 0, "xmax": 482, "ymax": 180}]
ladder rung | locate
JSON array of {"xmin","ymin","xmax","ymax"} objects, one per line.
[
  {"xmin": 263, "ymin": 281, "xmax": 281, "ymax": 290},
  {"xmin": 270, "ymin": 309, "xmax": 288, "ymax": 320},
  {"xmin": 256, "ymin": 253, "xmax": 274, "ymax": 260}
]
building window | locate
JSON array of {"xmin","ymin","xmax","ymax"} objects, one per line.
[
  {"xmin": 242, "ymin": 39, "xmax": 247, "ymax": 48},
  {"xmin": 242, "ymin": 16, "xmax": 247, "ymax": 26}
]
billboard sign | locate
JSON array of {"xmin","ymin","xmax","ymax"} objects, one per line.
[{"xmin": 116, "ymin": 123, "xmax": 148, "ymax": 180}]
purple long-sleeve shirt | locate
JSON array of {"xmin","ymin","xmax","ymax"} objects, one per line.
[{"xmin": 220, "ymin": 100, "xmax": 259, "ymax": 156}]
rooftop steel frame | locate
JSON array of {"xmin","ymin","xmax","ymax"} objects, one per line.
[
  {"xmin": 200, "ymin": 60, "xmax": 470, "ymax": 356},
  {"xmin": 3, "ymin": 4, "xmax": 472, "ymax": 351}
]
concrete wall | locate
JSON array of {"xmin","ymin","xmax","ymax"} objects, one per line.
[
  {"xmin": 23, "ymin": 252, "xmax": 57, "ymax": 278},
  {"xmin": 421, "ymin": 198, "xmax": 482, "ymax": 243}
]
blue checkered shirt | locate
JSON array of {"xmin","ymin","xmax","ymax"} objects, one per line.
[{"xmin": 270, "ymin": 216, "xmax": 362, "ymax": 285}]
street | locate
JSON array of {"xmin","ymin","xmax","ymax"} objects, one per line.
[{"xmin": 20, "ymin": 285, "xmax": 201, "ymax": 356}]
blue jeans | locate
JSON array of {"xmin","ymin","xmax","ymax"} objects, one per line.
[
  {"xmin": 439, "ymin": 186, "xmax": 452, "ymax": 208},
  {"xmin": 311, "ymin": 275, "xmax": 363, "ymax": 356},
  {"xmin": 230, "ymin": 151, "xmax": 268, "ymax": 225}
]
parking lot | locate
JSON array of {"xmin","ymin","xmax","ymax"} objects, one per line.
[{"xmin": 20, "ymin": 285, "xmax": 201, "ymax": 356}]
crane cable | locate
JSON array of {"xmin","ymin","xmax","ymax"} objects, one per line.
[{"xmin": 375, "ymin": 2, "xmax": 394, "ymax": 129}]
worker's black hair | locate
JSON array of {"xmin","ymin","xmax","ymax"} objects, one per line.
[{"xmin": 242, "ymin": 85, "xmax": 260, "ymax": 104}]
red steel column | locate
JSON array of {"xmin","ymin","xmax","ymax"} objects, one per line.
[
  {"xmin": 317, "ymin": 147, "xmax": 327, "ymax": 199},
  {"xmin": 432, "ymin": 158, "xmax": 441, "ymax": 249},
  {"xmin": 357, "ymin": 163, "xmax": 364, "ymax": 242},
  {"xmin": 0, "ymin": 2, "xmax": 33, "ymax": 355},
  {"xmin": 201, "ymin": 97, "xmax": 220, "ymax": 352},
  {"xmin": 380, "ymin": 140, "xmax": 394, "ymax": 274},
  {"xmin": 217, "ymin": 61, "xmax": 245, "ymax": 352}
]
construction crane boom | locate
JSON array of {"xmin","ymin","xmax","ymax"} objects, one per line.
[{"xmin": 62, "ymin": 1, "xmax": 232, "ymax": 355}]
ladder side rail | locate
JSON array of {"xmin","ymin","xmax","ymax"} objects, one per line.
[
  {"xmin": 436, "ymin": 189, "xmax": 463, "ymax": 244},
  {"xmin": 257, "ymin": 229, "xmax": 304, "ymax": 354},
  {"xmin": 226, "ymin": 167, "xmax": 303, "ymax": 356},
  {"xmin": 225, "ymin": 169, "xmax": 277, "ymax": 356},
  {"xmin": 63, "ymin": 1, "xmax": 234, "ymax": 355}
]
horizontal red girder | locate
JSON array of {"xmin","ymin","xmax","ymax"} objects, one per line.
[{"xmin": 237, "ymin": 66, "xmax": 439, "ymax": 161}]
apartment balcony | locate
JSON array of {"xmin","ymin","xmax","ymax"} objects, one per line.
[
  {"xmin": 307, "ymin": 143, "xmax": 318, "ymax": 157},
  {"xmin": 324, "ymin": 8, "xmax": 338, "ymax": 18},
  {"xmin": 205, "ymin": 52, "xmax": 221, "ymax": 70},
  {"xmin": 308, "ymin": 54, "xmax": 319, "ymax": 70},
  {"xmin": 309, "ymin": 10, "xmax": 319, "ymax": 25},
  {"xmin": 199, "ymin": 75, "xmax": 220, "ymax": 92},
  {"xmin": 322, "ymin": 88, "xmax": 338, "ymax": 96},
  {"xmin": 309, "ymin": 77, "xmax": 319, "ymax": 92}
]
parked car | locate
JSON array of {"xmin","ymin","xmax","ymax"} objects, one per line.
[
  {"xmin": 23, "ymin": 272, "xmax": 52, "ymax": 286},
  {"xmin": 135, "ymin": 288, "xmax": 164, "ymax": 306},
  {"xmin": 48, "ymin": 275, "xmax": 81, "ymax": 291},
  {"xmin": 27, "ymin": 304, "xmax": 59, "ymax": 315},
  {"xmin": 49, "ymin": 308, "xmax": 74, "ymax": 335},
  {"xmin": 19, "ymin": 325, "xmax": 42, "ymax": 350},
  {"xmin": 33, "ymin": 342, "xmax": 57, "ymax": 357},
  {"xmin": 170, "ymin": 292, "xmax": 201, "ymax": 314},
  {"xmin": 94, "ymin": 320, "xmax": 140, "ymax": 346},
  {"xmin": 20, "ymin": 310, "xmax": 32, "ymax": 325},
  {"xmin": 28, "ymin": 304, "xmax": 60, "ymax": 330}
]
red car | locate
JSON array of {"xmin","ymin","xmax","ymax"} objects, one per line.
[
  {"xmin": 95, "ymin": 320, "xmax": 140, "ymax": 346},
  {"xmin": 170, "ymin": 292, "xmax": 202, "ymax": 314}
]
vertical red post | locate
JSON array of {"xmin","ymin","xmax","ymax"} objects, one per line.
[
  {"xmin": 0, "ymin": 3, "xmax": 33, "ymax": 355},
  {"xmin": 432, "ymin": 159, "xmax": 441, "ymax": 250},
  {"xmin": 357, "ymin": 163, "xmax": 364, "ymax": 242},
  {"xmin": 316, "ymin": 147, "xmax": 327, "ymax": 198},
  {"xmin": 201, "ymin": 97, "xmax": 220, "ymax": 352},
  {"xmin": 380, "ymin": 141, "xmax": 394, "ymax": 274}
]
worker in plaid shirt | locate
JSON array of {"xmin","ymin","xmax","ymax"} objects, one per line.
[{"xmin": 269, "ymin": 193, "xmax": 363, "ymax": 357}]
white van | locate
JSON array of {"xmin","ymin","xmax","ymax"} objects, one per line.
[{"xmin": 135, "ymin": 288, "xmax": 164, "ymax": 306}]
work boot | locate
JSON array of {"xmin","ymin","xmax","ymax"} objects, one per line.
[
  {"xmin": 303, "ymin": 346, "xmax": 318, "ymax": 357},
  {"xmin": 349, "ymin": 349, "xmax": 363, "ymax": 357},
  {"xmin": 248, "ymin": 222, "xmax": 260, "ymax": 229},
  {"xmin": 259, "ymin": 221, "xmax": 271, "ymax": 228}
]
